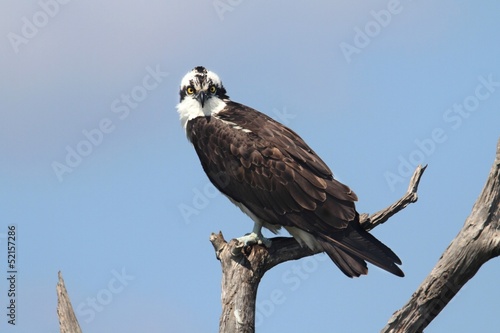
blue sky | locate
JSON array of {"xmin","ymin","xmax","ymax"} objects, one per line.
[{"xmin": 1, "ymin": 1, "xmax": 499, "ymax": 332}]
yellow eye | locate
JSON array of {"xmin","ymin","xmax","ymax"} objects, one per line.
[
  {"xmin": 186, "ymin": 86, "xmax": 195, "ymax": 95},
  {"xmin": 209, "ymin": 85, "xmax": 216, "ymax": 94}
]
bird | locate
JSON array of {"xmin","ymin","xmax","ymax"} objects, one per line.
[{"xmin": 176, "ymin": 66, "xmax": 404, "ymax": 278}]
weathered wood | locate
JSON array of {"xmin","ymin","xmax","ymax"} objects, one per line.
[
  {"xmin": 381, "ymin": 138, "xmax": 500, "ymax": 333},
  {"xmin": 211, "ymin": 165, "xmax": 426, "ymax": 333},
  {"xmin": 57, "ymin": 271, "xmax": 83, "ymax": 333}
]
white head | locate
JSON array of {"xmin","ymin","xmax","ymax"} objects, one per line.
[{"xmin": 176, "ymin": 66, "xmax": 229, "ymax": 130}]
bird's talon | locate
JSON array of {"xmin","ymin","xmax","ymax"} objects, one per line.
[{"xmin": 236, "ymin": 232, "xmax": 271, "ymax": 248}]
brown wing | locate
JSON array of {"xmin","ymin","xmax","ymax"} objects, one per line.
[{"xmin": 187, "ymin": 102, "xmax": 357, "ymax": 231}]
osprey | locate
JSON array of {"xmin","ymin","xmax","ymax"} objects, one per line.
[{"xmin": 177, "ymin": 66, "xmax": 403, "ymax": 278}]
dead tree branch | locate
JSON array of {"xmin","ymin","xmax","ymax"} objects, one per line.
[
  {"xmin": 211, "ymin": 165, "xmax": 426, "ymax": 333},
  {"xmin": 361, "ymin": 164, "xmax": 427, "ymax": 231},
  {"xmin": 381, "ymin": 138, "xmax": 500, "ymax": 333},
  {"xmin": 57, "ymin": 271, "xmax": 83, "ymax": 333}
]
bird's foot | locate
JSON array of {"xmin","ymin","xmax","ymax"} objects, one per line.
[{"xmin": 236, "ymin": 232, "xmax": 272, "ymax": 248}]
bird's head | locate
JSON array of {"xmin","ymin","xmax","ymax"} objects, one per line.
[
  {"xmin": 179, "ymin": 66, "xmax": 228, "ymax": 107},
  {"xmin": 177, "ymin": 66, "xmax": 229, "ymax": 129}
]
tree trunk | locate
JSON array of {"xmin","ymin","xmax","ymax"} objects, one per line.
[{"xmin": 381, "ymin": 138, "xmax": 500, "ymax": 332}]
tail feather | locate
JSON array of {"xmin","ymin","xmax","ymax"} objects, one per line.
[
  {"xmin": 320, "ymin": 241, "xmax": 368, "ymax": 277},
  {"xmin": 318, "ymin": 222, "xmax": 404, "ymax": 278}
]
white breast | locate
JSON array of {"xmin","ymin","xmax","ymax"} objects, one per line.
[{"xmin": 176, "ymin": 96, "xmax": 227, "ymax": 133}]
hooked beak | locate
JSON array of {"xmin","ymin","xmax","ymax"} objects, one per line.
[{"xmin": 196, "ymin": 91, "xmax": 207, "ymax": 108}]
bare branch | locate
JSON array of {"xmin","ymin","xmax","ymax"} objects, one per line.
[
  {"xmin": 57, "ymin": 271, "xmax": 83, "ymax": 333},
  {"xmin": 381, "ymin": 138, "xmax": 500, "ymax": 333},
  {"xmin": 360, "ymin": 164, "xmax": 427, "ymax": 231}
]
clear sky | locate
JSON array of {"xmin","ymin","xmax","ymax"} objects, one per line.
[{"xmin": 1, "ymin": 1, "xmax": 499, "ymax": 332}]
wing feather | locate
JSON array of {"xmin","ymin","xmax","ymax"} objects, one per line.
[{"xmin": 189, "ymin": 104, "xmax": 356, "ymax": 229}]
